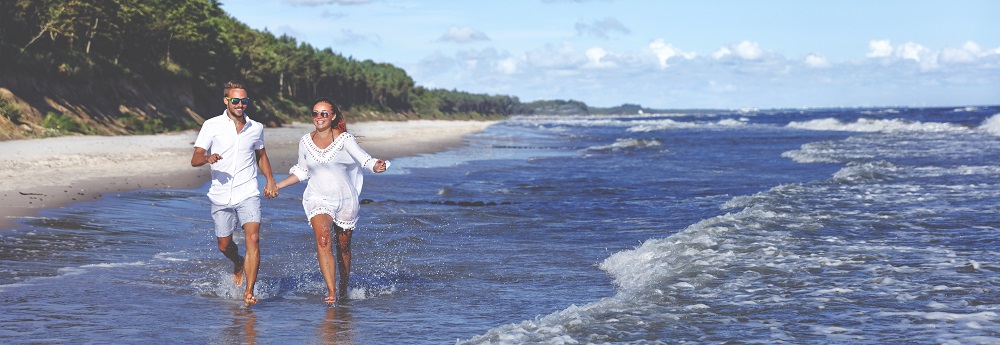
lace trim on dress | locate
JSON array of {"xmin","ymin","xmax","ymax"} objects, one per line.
[
  {"xmin": 363, "ymin": 157, "xmax": 377, "ymax": 170},
  {"xmin": 306, "ymin": 207, "xmax": 358, "ymax": 229},
  {"xmin": 301, "ymin": 132, "xmax": 354, "ymax": 164}
]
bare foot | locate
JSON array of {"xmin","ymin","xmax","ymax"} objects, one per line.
[
  {"xmin": 244, "ymin": 292, "xmax": 258, "ymax": 307},
  {"xmin": 233, "ymin": 258, "xmax": 245, "ymax": 287},
  {"xmin": 323, "ymin": 295, "xmax": 337, "ymax": 306}
]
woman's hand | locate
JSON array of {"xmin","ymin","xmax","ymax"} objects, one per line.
[{"xmin": 374, "ymin": 160, "xmax": 389, "ymax": 173}]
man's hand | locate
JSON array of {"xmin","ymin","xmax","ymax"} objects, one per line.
[
  {"xmin": 263, "ymin": 181, "xmax": 278, "ymax": 198},
  {"xmin": 191, "ymin": 147, "xmax": 222, "ymax": 167},
  {"xmin": 206, "ymin": 153, "xmax": 222, "ymax": 164}
]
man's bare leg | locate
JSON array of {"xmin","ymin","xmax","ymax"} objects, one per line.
[
  {"xmin": 310, "ymin": 215, "xmax": 338, "ymax": 305},
  {"xmin": 335, "ymin": 228, "xmax": 353, "ymax": 299},
  {"xmin": 242, "ymin": 222, "xmax": 261, "ymax": 306},
  {"xmin": 218, "ymin": 235, "xmax": 245, "ymax": 287}
]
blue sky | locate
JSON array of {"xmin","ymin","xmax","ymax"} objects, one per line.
[{"xmin": 220, "ymin": 0, "xmax": 999, "ymax": 109}]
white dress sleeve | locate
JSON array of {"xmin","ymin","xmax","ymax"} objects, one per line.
[
  {"xmin": 343, "ymin": 134, "xmax": 379, "ymax": 173},
  {"xmin": 289, "ymin": 135, "xmax": 310, "ymax": 181}
]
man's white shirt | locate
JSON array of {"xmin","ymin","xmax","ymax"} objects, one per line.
[{"xmin": 194, "ymin": 110, "xmax": 265, "ymax": 205}]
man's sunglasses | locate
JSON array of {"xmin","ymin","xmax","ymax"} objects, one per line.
[{"xmin": 228, "ymin": 97, "xmax": 250, "ymax": 105}]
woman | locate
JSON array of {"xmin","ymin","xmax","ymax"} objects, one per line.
[{"xmin": 276, "ymin": 98, "xmax": 389, "ymax": 305}]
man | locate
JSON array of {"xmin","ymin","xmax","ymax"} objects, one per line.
[{"xmin": 191, "ymin": 80, "xmax": 278, "ymax": 307}]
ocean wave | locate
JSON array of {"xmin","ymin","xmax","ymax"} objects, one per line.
[
  {"xmin": 787, "ymin": 117, "xmax": 968, "ymax": 133},
  {"xmin": 509, "ymin": 115, "xmax": 748, "ymax": 133},
  {"xmin": 465, "ymin": 142, "xmax": 1000, "ymax": 343},
  {"xmin": 831, "ymin": 161, "xmax": 901, "ymax": 183},
  {"xmin": 584, "ymin": 138, "xmax": 663, "ymax": 152},
  {"xmin": 781, "ymin": 141, "xmax": 844, "ymax": 164},
  {"xmin": 627, "ymin": 118, "xmax": 748, "ymax": 132},
  {"xmin": 781, "ymin": 129, "xmax": 998, "ymax": 164},
  {"xmin": 977, "ymin": 114, "xmax": 1000, "ymax": 135}
]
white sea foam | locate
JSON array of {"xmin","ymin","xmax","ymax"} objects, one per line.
[
  {"xmin": 584, "ymin": 138, "xmax": 662, "ymax": 151},
  {"xmin": 627, "ymin": 118, "xmax": 748, "ymax": 132},
  {"xmin": 787, "ymin": 117, "xmax": 968, "ymax": 133},
  {"xmin": 56, "ymin": 261, "xmax": 146, "ymax": 276},
  {"xmin": 154, "ymin": 251, "xmax": 191, "ymax": 262},
  {"xmin": 510, "ymin": 114, "xmax": 750, "ymax": 134},
  {"xmin": 1, "ymin": 261, "xmax": 148, "ymax": 292},
  {"xmin": 954, "ymin": 106, "xmax": 981, "ymax": 112},
  {"xmin": 977, "ymin": 114, "xmax": 1000, "ymax": 135}
]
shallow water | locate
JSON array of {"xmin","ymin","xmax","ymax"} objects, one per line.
[{"xmin": 3, "ymin": 105, "xmax": 1000, "ymax": 344}]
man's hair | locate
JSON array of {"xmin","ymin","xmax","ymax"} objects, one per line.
[{"xmin": 223, "ymin": 80, "xmax": 247, "ymax": 97}]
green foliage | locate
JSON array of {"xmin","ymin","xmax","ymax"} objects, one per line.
[
  {"xmin": 2, "ymin": 0, "xmax": 528, "ymax": 133},
  {"xmin": 522, "ymin": 99, "xmax": 590, "ymax": 115},
  {"xmin": 0, "ymin": 96, "xmax": 21, "ymax": 123},
  {"xmin": 119, "ymin": 112, "xmax": 195, "ymax": 134},
  {"xmin": 418, "ymin": 87, "xmax": 524, "ymax": 117},
  {"xmin": 42, "ymin": 112, "xmax": 84, "ymax": 133}
]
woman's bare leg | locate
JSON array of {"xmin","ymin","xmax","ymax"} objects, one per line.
[
  {"xmin": 334, "ymin": 226, "xmax": 353, "ymax": 299},
  {"xmin": 310, "ymin": 215, "xmax": 338, "ymax": 305}
]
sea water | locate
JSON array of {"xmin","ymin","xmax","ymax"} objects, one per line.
[{"xmin": 2, "ymin": 105, "xmax": 1000, "ymax": 344}]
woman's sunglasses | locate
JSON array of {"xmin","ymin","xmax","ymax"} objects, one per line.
[
  {"xmin": 312, "ymin": 111, "xmax": 334, "ymax": 118},
  {"xmin": 228, "ymin": 97, "xmax": 250, "ymax": 105}
]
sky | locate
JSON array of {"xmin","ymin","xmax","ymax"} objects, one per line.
[{"xmin": 219, "ymin": 0, "xmax": 1000, "ymax": 109}]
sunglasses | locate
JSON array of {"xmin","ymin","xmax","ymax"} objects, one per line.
[
  {"xmin": 312, "ymin": 111, "xmax": 334, "ymax": 118},
  {"xmin": 228, "ymin": 97, "xmax": 250, "ymax": 105}
]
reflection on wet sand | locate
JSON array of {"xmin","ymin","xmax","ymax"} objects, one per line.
[
  {"xmin": 317, "ymin": 306, "xmax": 355, "ymax": 344},
  {"xmin": 221, "ymin": 306, "xmax": 257, "ymax": 344}
]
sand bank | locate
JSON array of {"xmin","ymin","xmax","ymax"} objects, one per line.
[{"xmin": 0, "ymin": 120, "xmax": 496, "ymax": 230}]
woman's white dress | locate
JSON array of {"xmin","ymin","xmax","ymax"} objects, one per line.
[{"xmin": 289, "ymin": 132, "xmax": 378, "ymax": 229}]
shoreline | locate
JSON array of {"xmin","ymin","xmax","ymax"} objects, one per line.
[{"xmin": 0, "ymin": 120, "xmax": 496, "ymax": 230}]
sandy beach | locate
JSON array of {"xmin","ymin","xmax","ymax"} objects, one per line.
[{"xmin": 0, "ymin": 120, "xmax": 495, "ymax": 230}]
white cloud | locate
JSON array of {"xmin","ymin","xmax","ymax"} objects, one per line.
[
  {"xmin": 867, "ymin": 39, "xmax": 893, "ymax": 58},
  {"xmin": 713, "ymin": 41, "xmax": 765, "ymax": 60},
  {"xmin": 804, "ymin": 54, "xmax": 831, "ymax": 69},
  {"xmin": 712, "ymin": 47, "xmax": 731, "ymax": 60},
  {"xmin": 898, "ymin": 42, "xmax": 929, "ymax": 62},
  {"xmin": 940, "ymin": 41, "xmax": 983, "ymax": 64},
  {"xmin": 584, "ymin": 47, "xmax": 616, "ymax": 68},
  {"xmin": 497, "ymin": 57, "xmax": 519, "ymax": 74},
  {"xmin": 733, "ymin": 41, "xmax": 763, "ymax": 60},
  {"xmin": 411, "ymin": 36, "xmax": 1000, "ymax": 109},
  {"xmin": 865, "ymin": 40, "xmax": 940, "ymax": 70},
  {"xmin": 439, "ymin": 26, "xmax": 491, "ymax": 43},
  {"xmin": 867, "ymin": 39, "xmax": 935, "ymax": 62},
  {"xmin": 649, "ymin": 39, "xmax": 694, "ymax": 68}
]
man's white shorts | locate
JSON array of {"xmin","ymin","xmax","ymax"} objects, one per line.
[{"xmin": 210, "ymin": 195, "xmax": 261, "ymax": 238}]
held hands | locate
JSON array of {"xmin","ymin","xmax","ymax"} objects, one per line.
[{"xmin": 263, "ymin": 181, "xmax": 279, "ymax": 199}]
